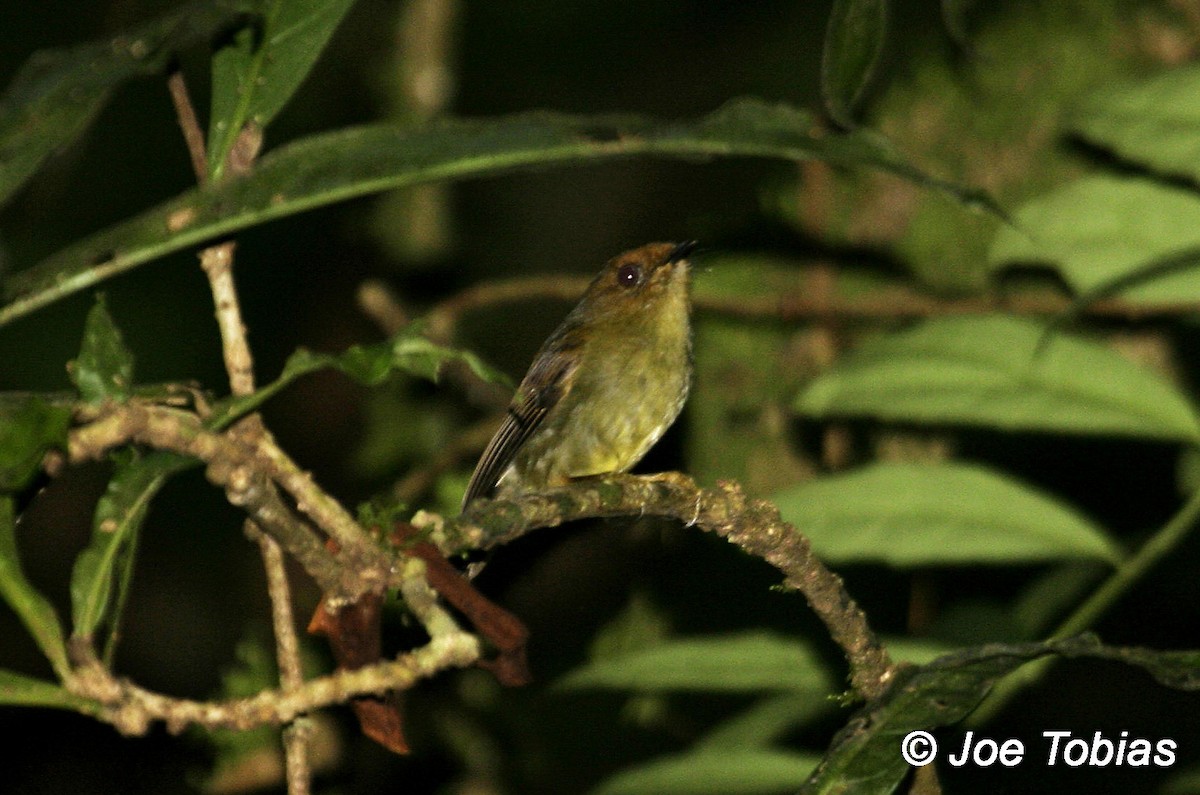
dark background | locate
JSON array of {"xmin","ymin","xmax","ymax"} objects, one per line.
[{"xmin": 1, "ymin": 1, "xmax": 1198, "ymax": 793}]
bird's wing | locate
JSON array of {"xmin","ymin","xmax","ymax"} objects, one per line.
[{"xmin": 461, "ymin": 341, "xmax": 580, "ymax": 508}]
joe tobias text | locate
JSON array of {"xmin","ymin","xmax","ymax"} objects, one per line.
[{"xmin": 947, "ymin": 730, "xmax": 1176, "ymax": 768}]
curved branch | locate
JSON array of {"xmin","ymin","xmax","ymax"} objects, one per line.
[{"xmin": 448, "ymin": 472, "xmax": 897, "ymax": 700}]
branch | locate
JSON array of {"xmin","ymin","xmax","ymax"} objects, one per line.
[
  {"xmin": 66, "ymin": 631, "xmax": 481, "ymax": 737},
  {"xmin": 418, "ymin": 273, "xmax": 1200, "ymax": 346},
  {"xmin": 66, "ymin": 402, "xmax": 386, "ymax": 600},
  {"xmin": 448, "ymin": 473, "xmax": 897, "ymax": 701}
]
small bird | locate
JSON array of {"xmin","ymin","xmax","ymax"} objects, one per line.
[{"xmin": 462, "ymin": 241, "xmax": 696, "ymax": 508}]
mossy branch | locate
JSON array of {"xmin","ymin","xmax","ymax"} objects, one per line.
[{"xmin": 450, "ymin": 472, "xmax": 897, "ymax": 701}]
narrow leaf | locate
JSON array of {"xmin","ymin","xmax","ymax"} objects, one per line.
[
  {"xmin": 774, "ymin": 462, "xmax": 1121, "ymax": 567},
  {"xmin": 0, "ymin": 497, "xmax": 69, "ymax": 678},
  {"xmin": 208, "ymin": 0, "xmax": 356, "ymax": 180},
  {"xmin": 801, "ymin": 635, "xmax": 1200, "ymax": 794},
  {"xmin": 0, "ymin": 396, "xmax": 72, "ymax": 491},
  {"xmin": 988, "ymin": 175, "xmax": 1200, "ymax": 302},
  {"xmin": 594, "ymin": 749, "xmax": 821, "ymax": 795},
  {"xmin": 558, "ymin": 632, "xmax": 837, "ymax": 695},
  {"xmin": 821, "ymin": 0, "xmax": 889, "ymax": 127},
  {"xmin": 797, "ymin": 314, "xmax": 1200, "ymax": 443},
  {"xmin": 0, "ymin": 669, "xmax": 90, "ymax": 710},
  {"xmin": 209, "ymin": 323, "xmax": 508, "ymax": 427},
  {"xmin": 69, "ymin": 295, "xmax": 135, "ymax": 404},
  {"xmin": 2, "ymin": 99, "xmax": 1000, "ymax": 328},
  {"xmin": 70, "ymin": 451, "xmax": 192, "ymax": 644},
  {"xmin": 1071, "ymin": 64, "xmax": 1200, "ymax": 183},
  {"xmin": 0, "ymin": 0, "xmax": 259, "ymax": 207}
]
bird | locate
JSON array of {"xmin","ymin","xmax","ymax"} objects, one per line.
[{"xmin": 461, "ymin": 240, "xmax": 696, "ymax": 508}]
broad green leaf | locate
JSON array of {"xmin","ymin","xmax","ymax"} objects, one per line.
[
  {"xmin": 0, "ymin": 0, "xmax": 259, "ymax": 208},
  {"xmin": 557, "ymin": 632, "xmax": 837, "ymax": 695},
  {"xmin": 0, "ymin": 497, "xmax": 69, "ymax": 678},
  {"xmin": 988, "ymin": 175, "xmax": 1200, "ymax": 302},
  {"xmin": 2, "ymin": 99, "xmax": 1000, "ymax": 328},
  {"xmin": 69, "ymin": 295, "xmax": 134, "ymax": 404},
  {"xmin": 796, "ymin": 314, "xmax": 1200, "ymax": 443},
  {"xmin": 801, "ymin": 635, "xmax": 1200, "ymax": 794},
  {"xmin": 696, "ymin": 694, "xmax": 833, "ymax": 751},
  {"xmin": 0, "ymin": 669, "xmax": 90, "ymax": 710},
  {"xmin": 594, "ymin": 749, "xmax": 821, "ymax": 795},
  {"xmin": 70, "ymin": 451, "xmax": 193, "ymax": 646},
  {"xmin": 208, "ymin": 0, "xmax": 356, "ymax": 180},
  {"xmin": 821, "ymin": 0, "xmax": 889, "ymax": 127},
  {"xmin": 773, "ymin": 462, "xmax": 1122, "ymax": 567},
  {"xmin": 0, "ymin": 396, "xmax": 72, "ymax": 491},
  {"xmin": 1072, "ymin": 64, "xmax": 1200, "ymax": 183},
  {"xmin": 209, "ymin": 323, "xmax": 509, "ymax": 427}
]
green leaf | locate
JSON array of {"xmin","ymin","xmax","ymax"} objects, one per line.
[
  {"xmin": 796, "ymin": 314, "xmax": 1200, "ymax": 443},
  {"xmin": 0, "ymin": 395, "xmax": 72, "ymax": 491},
  {"xmin": 988, "ymin": 175, "xmax": 1200, "ymax": 302},
  {"xmin": 0, "ymin": 0, "xmax": 259, "ymax": 208},
  {"xmin": 0, "ymin": 497, "xmax": 69, "ymax": 678},
  {"xmin": 773, "ymin": 462, "xmax": 1122, "ymax": 567},
  {"xmin": 1071, "ymin": 64, "xmax": 1200, "ymax": 183},
  {"xmin": 2, "ymin": 99, "xmax": 1000, "ymax": 328},
  {"xmin": 696, "ymin": 694, "xmax": 833, "ymax": 751},
  {"xmin": 70, "ymin": 452, "xmax": 193, "ymax": 646},
  {"xmin": 557, "ymin": 632, "xmax": 837, "ymax": 695},
  {"xmin": 0, "ymin": 668, "xmax": 90, "ymax": 710},
  {"xmin": 800, "ymin": 635, "xmax": 1200, "ymax": 794},
  {"xmin": 593, "ymin": 749, "xmax": 821, "ymax": 795},
  {"xmin": 821, "ymin": 0, "xmax": 889, "ymax": 127},
  {"xmin": 69, "ymin": 295, "xmax": 135, "ymax": 404},
  {"xmin": 208, "ymin": 0, "xmax": 356, "ymax": 180},
  {"xmin": 209, "ymin": 323, "xmax": 509, "ymax": 427}
]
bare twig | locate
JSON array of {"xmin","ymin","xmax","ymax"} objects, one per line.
[
  {"xmin": 256, "ymin": 525, "xmax": 312, "ymax": 795},
  {"xmin": 249, "ymin": 427, "xmax": 379, "ymax": 567},
  {"xmin": 166, "ymin": 71, "xmax": 207, "ymax": 183},
  {"xmin": 424, "ymin": 275, "xmax": 591, "ymax": 342},
  {"xmin": 419, "ymin": 273, "xmax": 1200, "ymax": 347},
  {"xmin": 202, "ymin": 243, "xmax": 256, "ymax": 395},
  {"xmin": 169, "ymin": 66, "xmax": 308, "ymax": 791},
  {"xmin": 66, "ymin": 631, "xmax": 481, "ymax": 737},
  {"xmin": 450, "ymin": 473, "xmax": 897, "ymax": 701}
]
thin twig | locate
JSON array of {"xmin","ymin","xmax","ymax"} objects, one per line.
[
  {"xmin": 169, "ymin": 67, "xmax": 309, "ymax": 791},
  {"xmin": 166, "ymin": 71, "xmax": 207, "ymax": 183},
  {"xmin": 66, "ymin": 631, "xmax": 481, "ymax": 737},
  {"xmin": 420, "ymin": 273, "xmax": 1200, "ymax": 346},
  {"xmin": 201, "ymin": 242, "xmax": 256, "ymax": 396},
  {"xmin": 257, "ymin": 525, "xmax": 312, "ymax": 795}
]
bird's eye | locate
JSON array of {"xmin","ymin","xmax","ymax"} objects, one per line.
[{"xmin": 617, "ymin": 263, "xmax": 642, "ymax": 287}]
